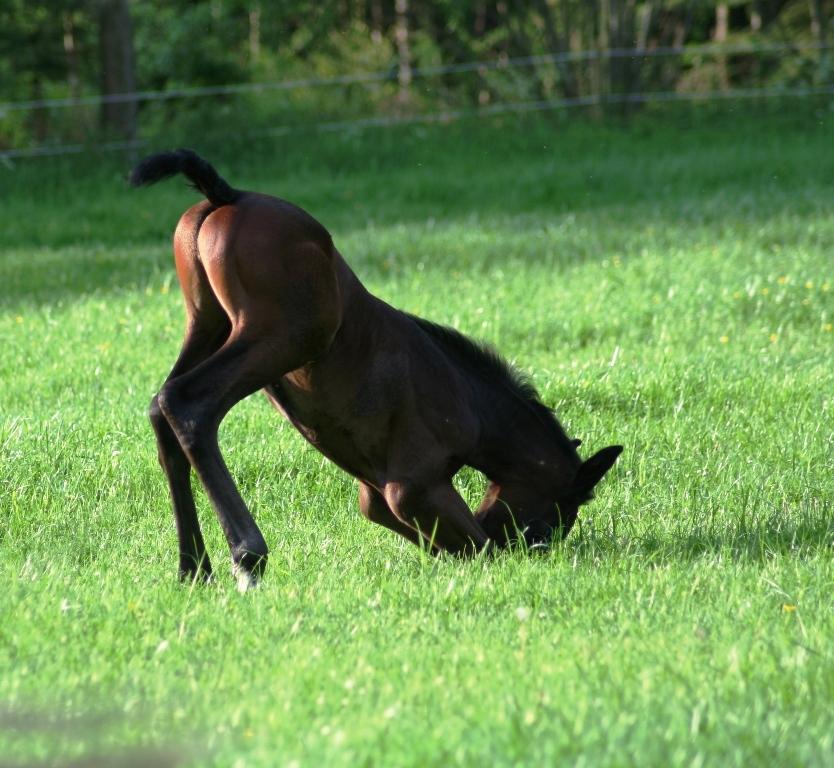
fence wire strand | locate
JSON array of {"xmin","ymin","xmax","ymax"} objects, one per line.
[
  {"xmin": 2, "ymin": 40, "xmax": 830, "ymax": 113},
  {"xmin": 2, "ymin": 42, "xmax": 832, "ymax": 160}
]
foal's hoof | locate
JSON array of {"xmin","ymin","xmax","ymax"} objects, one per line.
[
  {"xmin": 231, "ymin": 553, "xmax": 267, "ymax": 593},
  {"xmin": 179, "ymin": 556, "xmax": 213, "ymax": 585},
  {"xmin": 232, "ymin": 564, "xmax": 259, "ymax": 594},
  {"xmin": 179, "ymin": 567, "xmax": 214, "ymax": 585}
]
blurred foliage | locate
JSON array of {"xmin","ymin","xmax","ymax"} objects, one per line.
[{"xmin": 0, "ymin": 0, "xmax": 832, "ymax": 150}]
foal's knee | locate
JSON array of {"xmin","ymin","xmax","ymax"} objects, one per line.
[
  {"xmin": 383, "ymin": 481, "xmax": 409, "ymax": 517},
  {"xmin": 359, "ymin": 484, "xmax": 391, "ymax": 525},
  {"xmin": 384, "ymin": 482, "xmax": 431, "ymax": 529}
]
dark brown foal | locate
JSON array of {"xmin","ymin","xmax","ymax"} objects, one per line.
[{"xmin": 132, "ymin": 150, "xmax": 622, "ymax": 588}]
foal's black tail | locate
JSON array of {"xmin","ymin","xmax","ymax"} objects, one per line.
[{"xmin": 129, "ymin": 149, "xmax": 241, "ymax": 207}]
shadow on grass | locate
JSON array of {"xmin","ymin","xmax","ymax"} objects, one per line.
[
  {"xmin": 0, "ymin": 246, "xmax": 171, "ymax": 312},
  {"xmin": 1, "ymin": 189, "xmax": 828, "ymax": 314},
  {"xmin": 2, "ymin": 109, "xmax": 833, "ymax": 311},
  {"xmin": 0, "ymin": 708, "xmax": 187, "ymax": 768},
  {"xmin": 571, "ymin": 497, "xmax": 834, "ymax": 565}
]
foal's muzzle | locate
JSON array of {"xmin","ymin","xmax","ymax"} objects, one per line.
[{"xmin": 522, "ymin": 520, "xmax": 555, "ymax": 552}]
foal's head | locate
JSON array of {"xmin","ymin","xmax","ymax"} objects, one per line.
[
  {"xmin": 478, "ymin": 443, "xmax": 623, "ymax": 549},
  {"xmin": 406, "ymin": 315, "xmax": 623, "ymax": 549}
]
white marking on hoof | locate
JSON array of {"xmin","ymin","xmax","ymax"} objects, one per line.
[{"xmin": 232, "ymin": 560, "xmax": 259, "ymax": 593}]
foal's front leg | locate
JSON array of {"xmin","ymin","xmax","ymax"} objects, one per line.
[
  {"xmin": 358, "ymin": 482, "xmax": 428, "ymax": 549},
  {"xmin": 383, "ymin": 480, "xmax": 490, "ymax": 555}
]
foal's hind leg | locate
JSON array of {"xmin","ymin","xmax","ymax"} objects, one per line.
[
  {"xmin": 158, "ymin": 212, "xmax": 340, "ymax": 588},
  {"xmin": 158, "ymin": 331, "xmax": 310, "ymax": 590},
  {"xmin": 149, "ymin": 319, "xmax": 229, "ymax": 581},
  {"xmin": 150, "ymin": 202, "xmax": 231, "ymax": 581}
]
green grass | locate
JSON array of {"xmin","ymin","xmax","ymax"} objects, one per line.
[{"xmin": 1, "ymin": 106, "xmax": 833, "ymax": 766}]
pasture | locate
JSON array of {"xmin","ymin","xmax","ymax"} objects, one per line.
[{"xmin": 1, "ymin": 107, "xmax": 833, "ymax": 766}]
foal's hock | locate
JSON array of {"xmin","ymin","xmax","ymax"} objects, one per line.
[{"xmin": 132, "ymin": 150, "xmax": 622, "ymax": 589}]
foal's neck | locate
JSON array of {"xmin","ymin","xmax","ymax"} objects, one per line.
[{"xmin": 472, "ymin": 390, "xmax": 577, "ymax": 487}]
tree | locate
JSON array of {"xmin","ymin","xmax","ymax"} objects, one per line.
[
  {"xmin": 394, "ymin": 0, "xmax": 412, "ymax": 107},
  {"xmin": 98, "ymin": 0, "xmax": 137, "ymax": 139}
]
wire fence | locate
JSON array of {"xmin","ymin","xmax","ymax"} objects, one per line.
[
  {"xmin": 2, "ymin": 41, "xmax": 832, "ymax": 161},
  {"xmin": 2, "ymin": 40, "xmax": 829, "ymax": 113}
]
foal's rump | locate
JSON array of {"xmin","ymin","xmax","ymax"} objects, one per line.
[
  {"xmin": 194, "ymin": 199, "xmax": 341, "ymax": 349},
  {"xmin": 132, "ymin": 149, "xmax": 343, "ymax": 356}
]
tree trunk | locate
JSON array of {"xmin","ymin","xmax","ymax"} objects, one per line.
[
  {"xmin": 63, "ymin": 11, "xmax": 80, "ymax": 99},
  {"xmin": 394, "ymin": 0, "xmax": 412, "ymax": 108},
  {"xmin": 473, "ymin": 1, "xmax": 486, "ymax": 37},
  {"xmin": 634, "ymin": 2, "xmax": 652, "ymax": 98},
  {"xmin": 598, "ymin": 0, "xmax": 610, "ymax": 100},
  {"xmin": 714, "ymin": 3, "xmax": 729, "ymax": 91},
  {"xmin": 249, "ymin": 4, "xmax": 261, "ymax": 64},
  {"xmin": 600, "ymin": 0, "xmax": 636, "ymax": 114},
  {"xmin": 750, "ymin": 4, "xmax": 762, "ymax": 32},
  {"xmin": 608, "ymin": 0, "xmax": 637, "ymax": 102},
  {"xmin": 808, "ymin": 0, "xmax": 828, "ymax": 82},
  {"xmin": 537, "ymin": 0, "xmax": 579, "ymax": 99},
  {"xmin": 30, "ymin": 77, "xmax": 49, "ymax": 143},
  {"xmin": 565, "ymin": 1, "xmax": 587, "ymax": 99},
  {"xmin": 98, "ymin": 0, "xmax": 137, "ymax": 139},
  {"xmin": 63, "ymin": 11, "xmax": 83, "ymax": 140},
  {"xmin": 370, "ymin": 0, "xmax": 384, "ymax": 44}
]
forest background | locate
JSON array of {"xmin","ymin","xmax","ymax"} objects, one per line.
[{"xmin": 2, "ymin": 0, "xmax": 832, "ymax": 156}]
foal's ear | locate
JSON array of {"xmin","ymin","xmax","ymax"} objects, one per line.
[{"xmin": 575, "ymin": 445, "xmax": 623, "ymax": 492}]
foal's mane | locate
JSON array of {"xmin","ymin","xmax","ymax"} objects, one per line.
[{"xmin": 407, "ymin": 314, "xmax": 575, "ymax": 449}]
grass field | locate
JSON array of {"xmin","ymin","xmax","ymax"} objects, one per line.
[{"xmin": 1, "ymin": 106, "xmax": 833, "ymax": 767}]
